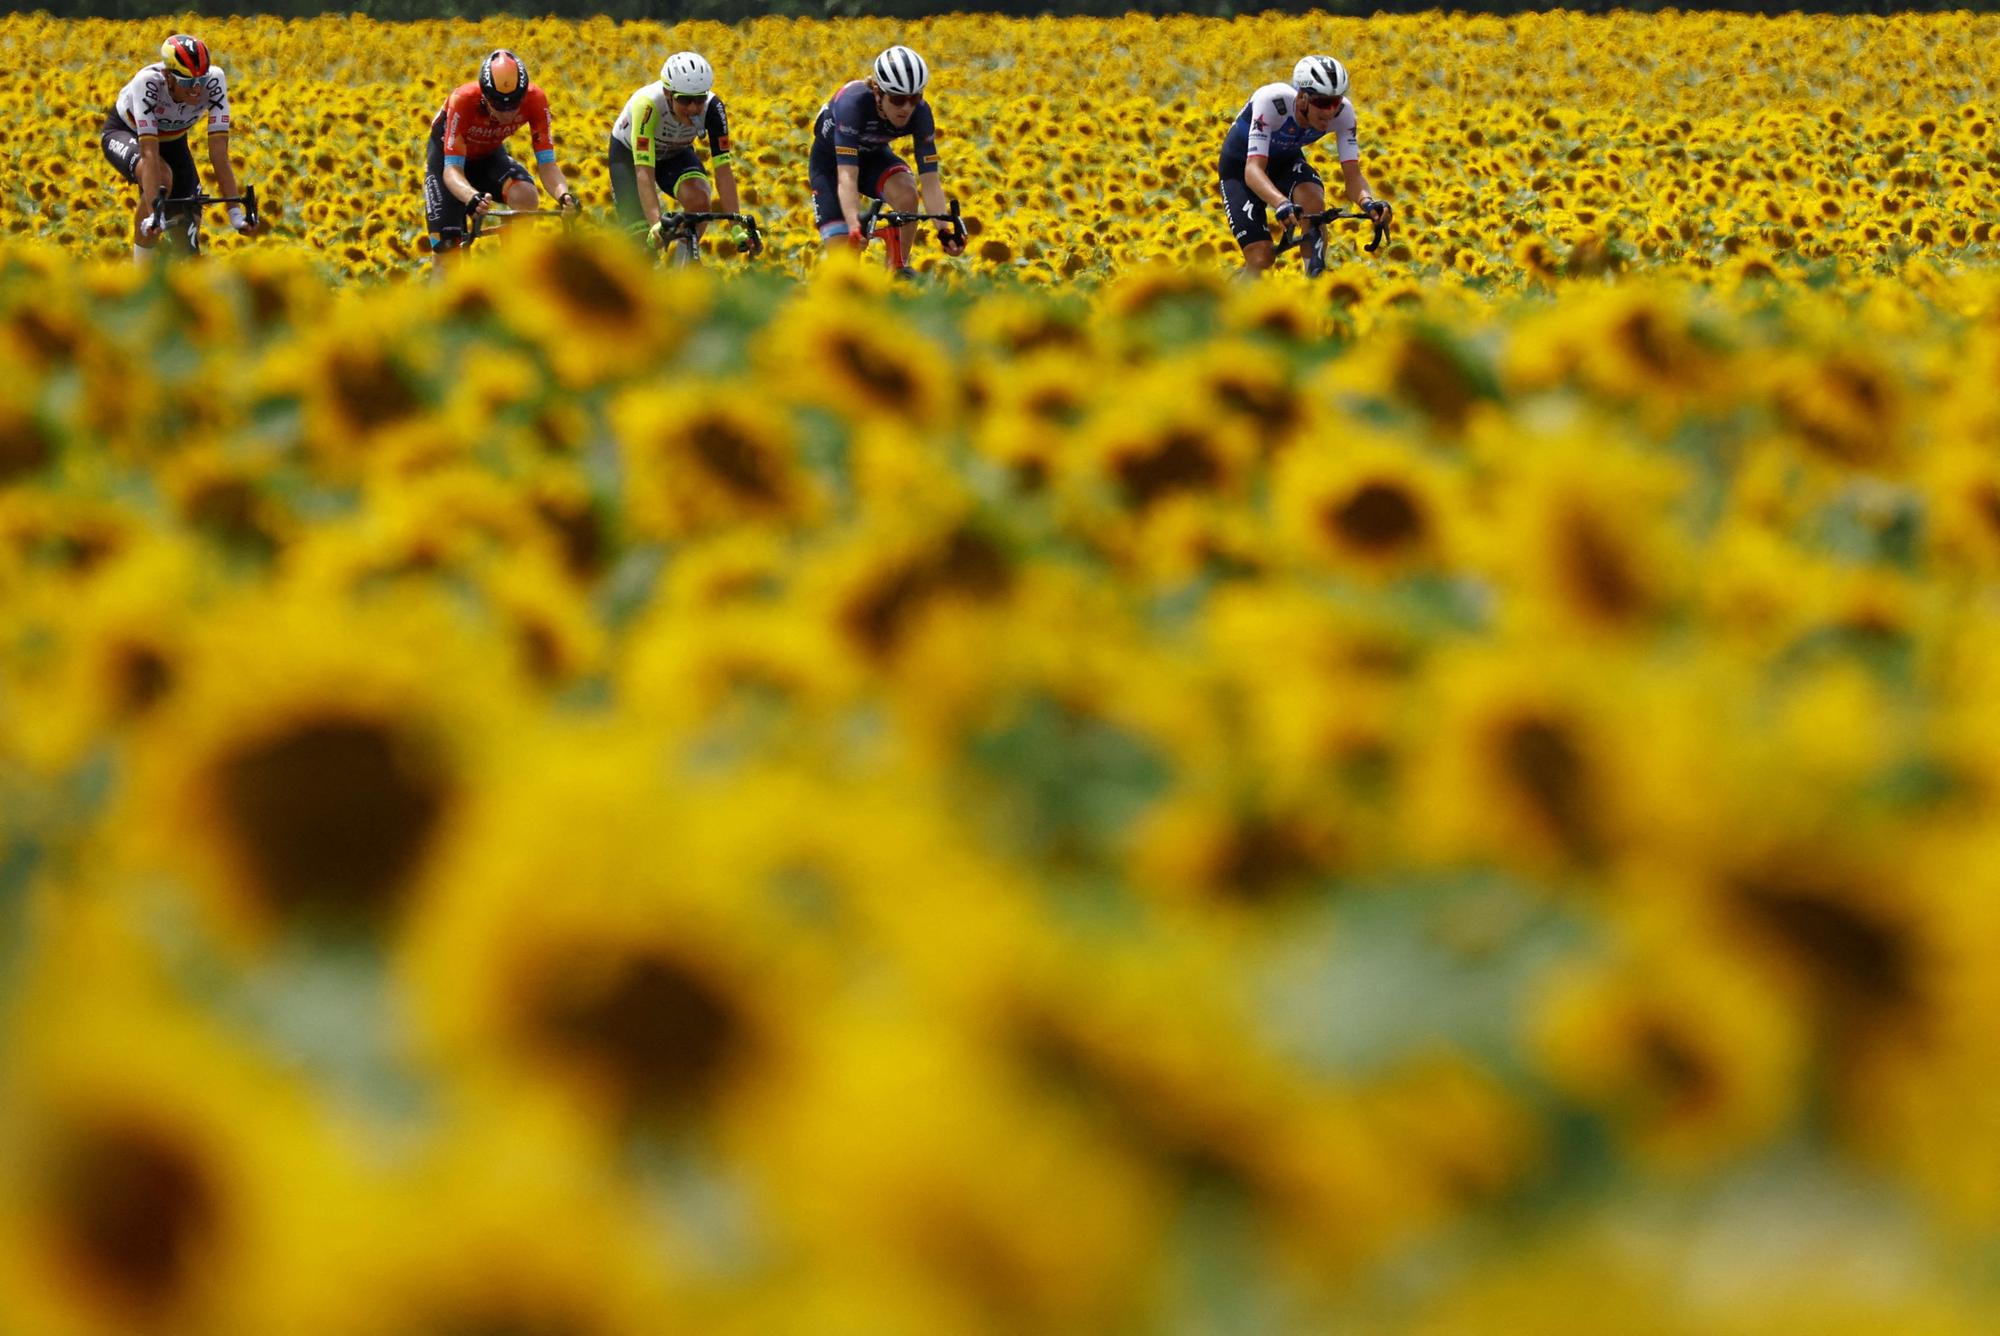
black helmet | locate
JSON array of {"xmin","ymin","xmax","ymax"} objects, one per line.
[{"xmin": 479, "ymin": 49, "xmax": 529, "ymax": 113}]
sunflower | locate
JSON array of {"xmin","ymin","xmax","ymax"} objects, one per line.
[
  {"xmin": 1529, "ymin": 905, "xmax": 1809, "ymax": 1169},
  {"xmin": 1273, "ymin": 429, "xmax": 1468, "ymax": 582},
  {"xmin": 758, "ymin": 289, "xmax": 954, "ymax": 429},
  {"xmin": 398, "ymin": 734, "xmax": 805, "ymax": 1137},
  {"xmin": 333, "ymin": 1102, "xmax": 689, "ymax": 1336},
  {"xmin": 1477, "ymin": 425, "xmax": 1691, "ymax": 640},
  {"xmin": 611, "ymin": 383, "xmax": 819, "ymax": 542},
  {"xmin": 116, "ymin": 589, "xmax": 509, "ymax": 947},
  {"xmin": 0, "ymin": 902, "xmax": 360, "ymax": 1336},
  {"xmin": 498, "ymin": 230, "xmax": 694, "ymax": 390}
]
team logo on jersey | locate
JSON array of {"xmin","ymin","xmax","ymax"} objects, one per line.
[{"xmin": 1252, "ymin": 114, "xmax": 1266, "ymax": 131}]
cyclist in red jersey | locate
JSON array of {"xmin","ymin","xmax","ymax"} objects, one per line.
[{"xmin": 422, "ymin": 49, "xmax": 579, "ymax": 262}]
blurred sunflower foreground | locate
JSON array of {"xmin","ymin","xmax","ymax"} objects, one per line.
[{"xmin": 4, "ymin": 233, "xmax": 2000, "ymax": 1334}]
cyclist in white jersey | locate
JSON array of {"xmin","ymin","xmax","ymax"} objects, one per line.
[
  {"xmin": 1217, "ymin": 56, "xmax": 1391, "ymax": 275},
  {"xmin": 607, "ymin": 52, "xmax": 744, "ymax": 256},
  {"xmin": 99, "ymin": 35, "xmax": 257, "ymax": 261}
]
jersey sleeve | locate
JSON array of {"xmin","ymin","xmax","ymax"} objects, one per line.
[
  {"xmin": 705, "ymin": 97, "xmax": 732, "ymax": 163},
  {"xmin": 1245, "ymin": 84, "xmax": 1291, "ymax": 159},
  {"xmin": 127, "ymin": 70, "xmax": 163, "ymax": 137},
  {"xmin": 1334, "ymin": 102, "xmax": 1359, "ymax": 163},
  {"xmin": 526, "ymin": 87, "xmax": 555, "ymax": 164},
  {"xmin": 832, "ymin": 84, "xmax": 866, "ymax": 156},
  {"xmin": 626, "ymin": 88, "xmax": 659, "ymax": 168},
  {"xmin": 441, "ymin": 87, "xmax": 473, "ymax": 165},
  {"xmin": 204, "ymin": 68, "xmax": 231, "ymax": 134},
  {"xmin": 911, "ymin": 102, "xmax": 939, "ymax": 173}
]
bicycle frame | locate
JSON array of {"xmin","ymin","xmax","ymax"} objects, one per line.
[
  {"xmin": 466, "ymin": 206, "xmax": 574, "ymax": 245},
  {"xmin": 148, "ymin": 184, "xmax": 259, "ymax": 256},
  {"xmin": 1273, "ymin": 206, "xmax": 1390, "ymax": 274},
  {"xmin": 859, "ymin": 197, "xmax": 968, "ymax": 272}
]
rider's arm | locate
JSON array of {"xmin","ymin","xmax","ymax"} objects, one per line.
[
  {"xmin": 136, "ymin": 137, "xmax": 169, "ymax": 233},
  {"xmin": 628, "ymin": 90, "xmax": 664, "ymax": 225},
  {"xmin": 1341, "ymin": 157, "xmax": 1376, "ymax": 208},
  {"xmin": 1244, "ymin": 156, "xmax": 1289, "ymax": 210},
  {"xmin": 836, "ymin": 162, "xmax": 865, "ymax": 238},
  {"xmin": 440, "ymin": 93, "xmax": 485, "ymax": 208},
  {"xmin": 207, "ymin": 132, "xmax": 248, "ymax": 228},
  {"xmin": 526, "ymin": 91, "xmax": 573, "ymax": 209},
  {"xmin": 706, "ymin": 98, "xmax": 740, "ymax": 215}
]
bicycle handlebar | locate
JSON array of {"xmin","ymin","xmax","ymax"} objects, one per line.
[
  {"xmin": 149, "ymin": 184, "xmax": 259, "ymax": 237},
  {"xmin": 647, "ymin": 210, "xmax": 765, "ymax": 257},
  {"xmin": 1274, "ymin": 204, "xmax": 1391, "ymax": 257},
  {"xmin": 860, "ymin": 197, "xmax": 967, "ymax": 246}
]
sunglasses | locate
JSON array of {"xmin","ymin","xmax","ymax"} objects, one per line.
[
  {"xmin": 672, "ymin": 93, "xmax": 706, "ymax": 106},
  {"xmin": 166, "ymin": 71, "xmax": 202, "ymax": 90},
  {"xmin": 1303, "ymin": 93, "xmax": 1343, "ymax": 111},
  {"xmin": 882, "ymin": 91, "xmax": 921, "ymax": 109}
]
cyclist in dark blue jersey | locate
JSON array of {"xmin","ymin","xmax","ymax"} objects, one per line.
[
  {"xmin": 1218, "ymin": 56, "xmax": 1391, "ymax": 276},
  {"xmin": 808, "ymin": 45, "xmax": 965, "ymax": 277}
]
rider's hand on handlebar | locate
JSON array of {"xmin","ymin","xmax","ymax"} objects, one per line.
[
  {"xmin": 937, "ymin": 226, "xmax": 965, "ymax": 257},
  {"xmin": 557, "ymin": 191, "xmax": 580, "ymax": 216},
  {"xmin": 1274, "ymin": 201, "xmax": 1301, "ymax": 228},
  {"xmin": 646, "ymin": 220, "xmax": 668, "ymax": 251},
  {"xmin": 1362, "ymin": 198, "xmax": 1392, "ymax": 227},
  {"xmin": 730, "ymin": 226, "xmax": 753, "ymax": 253},
  {"xmin": 847, "ymin": 229, "xmax": 867, "ymax": 253},
  {"xmin": 467, "ymin": 191, "xmax": 492, "ymax": 218}
]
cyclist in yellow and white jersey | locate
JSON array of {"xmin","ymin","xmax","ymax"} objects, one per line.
[
  {"xmin": 99, "ymin": 35, "xmax": 257, "ymax": 260},
  {"xmin": 607, "ymin": 52, "xmax": 745, "ymax": 257}
]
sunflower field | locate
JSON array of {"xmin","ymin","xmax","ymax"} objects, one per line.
[{"xmin": 3, "ymin": 9, "xmax": 2000, "ymax": 1335}]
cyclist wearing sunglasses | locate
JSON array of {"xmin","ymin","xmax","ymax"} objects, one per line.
[
  {"xmin": 1218, "ymin": 56, "xmax": 1390, "ymax": 275},
  {"xmin": 608, "ymin": 51, "xmax": 745, "ymax": 256},
  {"xmin": 423, "ymin": 49, "xmax": 579, "ymax": 264},
  {"xmin": 809, "ymin": 45, "xmax": 965, "ymax": 274},
  {"xmin": 101, "ymin": 35, "xmax": 254, "ymax": 261}
]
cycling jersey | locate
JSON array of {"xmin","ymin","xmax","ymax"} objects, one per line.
[
  {"xmin": 111, "ymin": 64, "xmax": 230, "ymax": 140},
  {"xmin": 610, "ymin": 85, "xmax": 731, "ymax": 170},
  {"xmin": 1219, "ymin": 82, "xmax": 1358, "ymax": 173},
  {"xmin": 812, "ymin": 80, "xmax": 939, "ymax": 171},
  {"xmin": 430, "ymin": 82, "xmax": 554, "ymax": 170}
]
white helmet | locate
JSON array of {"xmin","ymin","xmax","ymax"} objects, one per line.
[
  {"xmin": 1293, "ymin": 55, "xmax": 1349, "ymax": 100},
  {"xmin": 660, "ymin": 51, "xmax": 713, "ymax": 96},
  {"xmin": 872, "ymin": 45, "xmax": 928, "ymax": 97}
]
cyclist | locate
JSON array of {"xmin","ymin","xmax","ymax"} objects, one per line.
[
  {"xmin": 1218, "ymin": 56, "xmax": 1392, "ymax": 276},
  {"xmin": 423, "ymin": 49, "xmax": 579, "ymax": 263},
  {"xmin": 100, "ymin": 35, "xmax": 255, "ymax": 261},
  {"xmin": 607, "ymin": 51, "xmax": 745, "ymax": 259},
  {"xmin": 808, "ymin": 45, "xmax": 965, "ymax": 277}
]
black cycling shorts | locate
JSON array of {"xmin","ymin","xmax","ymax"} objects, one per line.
[
  {"xmin": 1217, "ymin": 154, "xmax": 1324, "ymax": 249},
  {"xmin": 606, "ymin": 135, "xmax": 709, "ymax": 229},
  {"xmin": 807, "ymin": 142, "xmax": 913, "ymax": 236},
  {"xmin": 423, "ymin": 130, "xmax": 534, "ymax": 244},
  {"xmin": 100, "ymin": 106, "xmax": 198, "ymax": 200}
]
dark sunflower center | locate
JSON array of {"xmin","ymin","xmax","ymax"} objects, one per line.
[
  {"xmin": 0, "ymin": 414, "xmax": 52, "ymax": 483},
  {"xmin": 1728, "ymin": 873, "xmax": 1917, "ymax": 1019},
  {"xmin": 1392, "ymin": 336, "xmax": 1479, "ymax": 432},
  {"xmin": 49, "ymin": 1121, "xmax": 218, "ymax": 1311},
  {"xmin": 530, "ymin": 949, "xmax": 749, "ymax": 1114},
  {"xmin": 1326, "ymin": 480, "xmax": 1426, "ymax": 552},
  {"xmin": 1498, "ymin": 715, "xmax": 1598, "ymax": 858},
  {"xmin": 328, "ymin": 351, "xmax": 422, "ymax": 433},
  {"xmin": 1559, "ymin": 506, "xmax": 1648, "ymax": 623},
  {"xmin": 216, "ymin": 715, "xmax": 451, "ymax": 930},
  {"xmin": 111, "ymin": 641, "xmax": 176, "ymax": 716},
  {"xmin": 686, "ymin": 416, "xmax": 783, "ymax": 502},
  {"xmin": 1114, "ymin": 430, "xmax": 1221, "ymax": 510},
  {"xmin": 828, "ymin": 332, "xmax": 916, "ymax": 404},
  {"xmin": 545, "ymin": 244, "xmax": 640, "ymax": 325}
]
